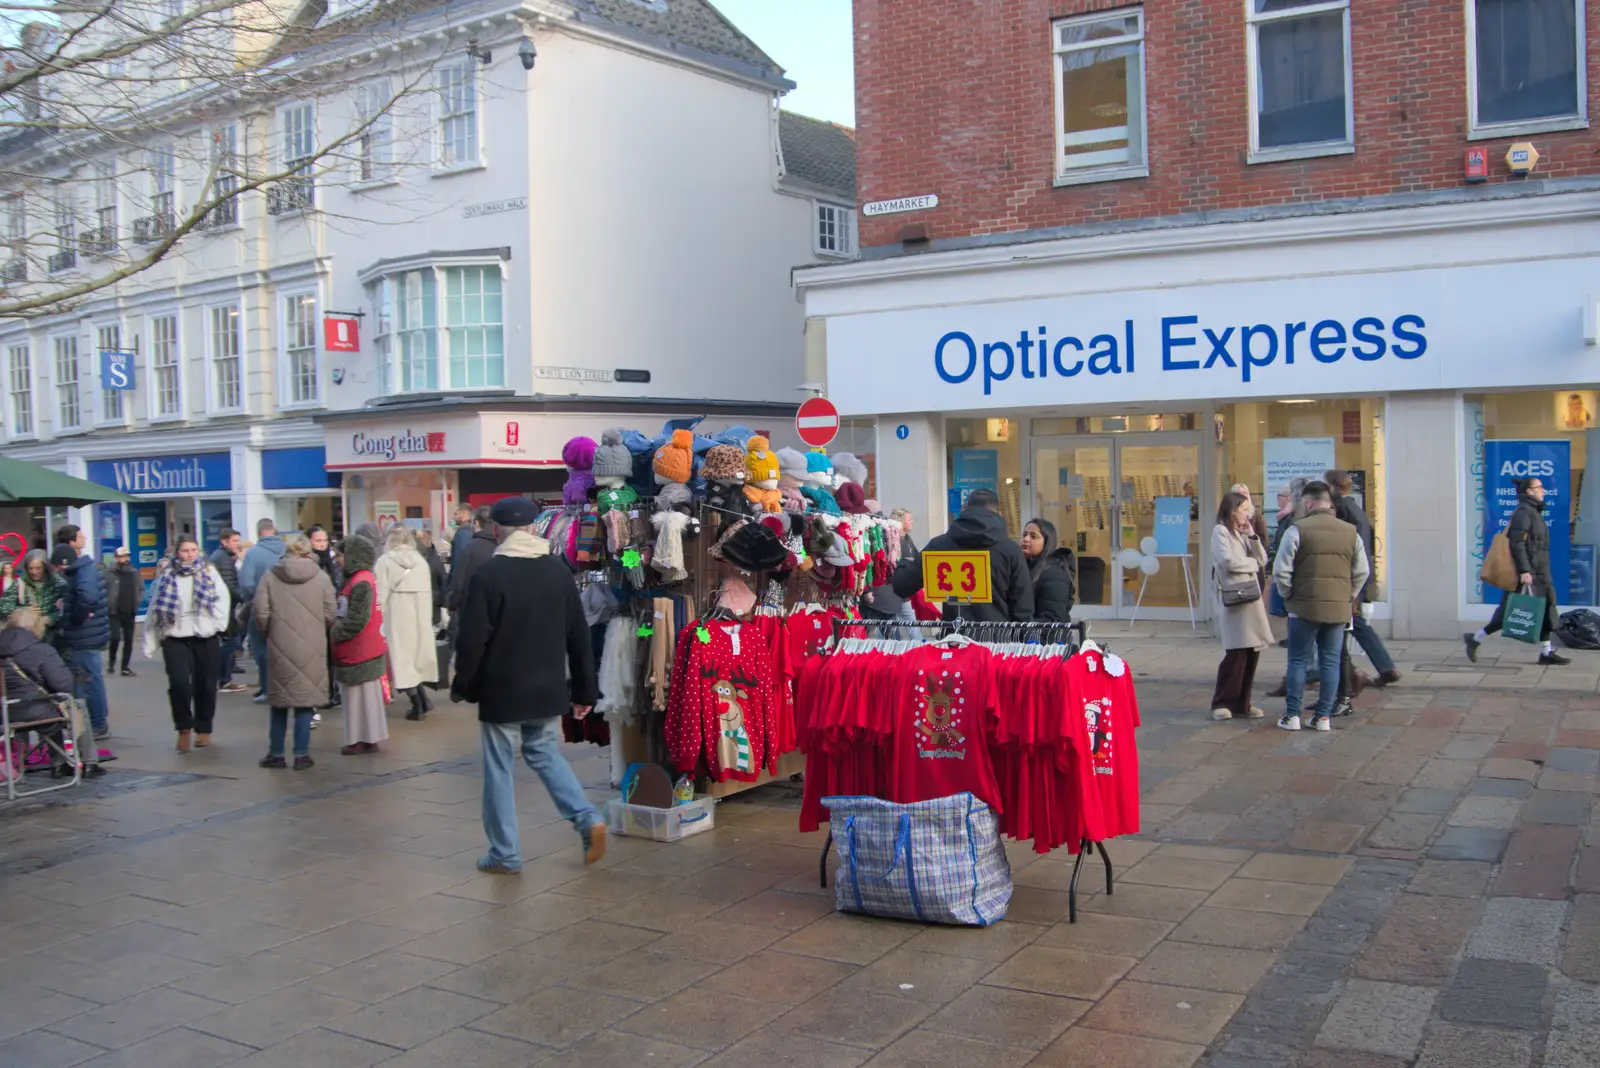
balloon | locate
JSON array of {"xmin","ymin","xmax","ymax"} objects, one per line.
[
  {"xmin": 1117, "ymin": 548, "xmax": 1143, "ymax": 570},
  {"xmin": 1140, "ymin": 536, "xmax": 1159, "ymax": 556},
  {"xmin": 1139, "ymin": 556, "xmax": 1161, "ymax": 575}
]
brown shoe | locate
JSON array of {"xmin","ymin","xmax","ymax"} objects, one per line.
[
  {"xmin": 583, "ymin": 822, "xmax": 608, "ymax": 866},
  {"xmin": 1267, "ymin": 680, "xmax": 1287, "ymax": 698},
  {"xmin": 176, "ymin": 730, "xmax": 191, "ymax": 753},
  {"xmin": 194, "ymin": 734, "xmax": 211, "ymax": 748},
  {"xmin": 1352, "ymin": 671, "xmax": 1373, "ymax": 697},
  {"xmin": 1372, "ymin": 670, "xmax": 1402, "ymax": 688}
]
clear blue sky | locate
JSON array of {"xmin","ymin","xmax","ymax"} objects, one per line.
[{"xmin": 711, "ymin": 0, "xmax": 855, "ymax": 127}]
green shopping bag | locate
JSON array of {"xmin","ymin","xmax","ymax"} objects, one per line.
[{"xmin": 1502, "ymin": 587, "xmax": 1547, "ymax": 644}]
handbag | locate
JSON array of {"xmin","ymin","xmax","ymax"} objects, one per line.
[
  {"xmin": 823, "ymin": 793, "xmax": 1012, "ymax": 926},
  {"xmin": 1501, "ymin": 585, "xmax": 1546, "ymax": 645},
  {"xmin": 1219, "ymin": 572, "xmax": 1262, "ymax": 607},
  {"xmin": 1480, "ymin": 532, "xmax": 1518, "ymax": 592}
]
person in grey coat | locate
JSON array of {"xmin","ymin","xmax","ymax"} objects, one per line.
[{"xmin": 253, "ymin": 534, "xmax": 337, "ymax": 769}]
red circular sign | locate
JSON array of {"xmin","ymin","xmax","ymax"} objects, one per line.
[{"xmin": 795, "ymin": 397, "xmax": 840, "ymax": 448}]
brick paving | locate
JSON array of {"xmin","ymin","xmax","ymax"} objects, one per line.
[{"xmin": 0, "ymin": 629, "xmax": 1598, "ymax": 1067}]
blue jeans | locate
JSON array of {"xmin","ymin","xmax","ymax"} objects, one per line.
[
  {"xmin": 217, "ymin": 634, "xmax": 241, "ymax": 688},
  {"xmin": 1349, "ymin": 612, "xmax": 1395, "ymax": 675},
  {"xmin": 269, "ymin": 707, "xmax": 314, "ymax": 757},
  {"xmin": 248, "ymin": 621, "xmax": 267, "ymax": 695},
  {"xmin": 64, "ymin": 648, "xmax": 109, "ymax": 733},
  {"xmin": 1286, "ymin": 616, "xmax": 1345, "ymax": 721},
  {"xmin": 480, "ymin": 717, "xmax": 601, "ymax": 872}
]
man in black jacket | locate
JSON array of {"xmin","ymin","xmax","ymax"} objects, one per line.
[
  {"xmin": 1327, "ymin": 470, "xmax": 1401, "ymax": 697},
  {"xmin": 446, "ymin": 507, "xmax": 498, "ymax": 618},
  {"xmin": 453, "ymin": 496, "xmax": 604, "ymax": 874},
  {"xmin": 102, "ymin": 547, "xmax": 141, "ymax": 677},
  {"xmin": 210, "ymin": 530, "xmax": 249, "ymax": 694},
  {"xmin": 891, "ymin": 490, "xmax": 1034, "ymax": 623}
]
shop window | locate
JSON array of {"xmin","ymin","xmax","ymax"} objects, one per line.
[
  {"xmin": 833, "ymin": 418, "xmax": 878, "ymax": 497},
  {"xmin": 1465, "ymin": 391, "xmax": 1595, "ymax": 606},
  {"xmin": 1032, "ymin": 413, "xmax": 1199, "ymax": 436},
  {"xmin": 1469, "ymin": 0, "xmax": 1585, "ymax": 135},
  {"xmin": 1052, "ymin": 9, "xmax": 1147, "ymax": 184},
  {"xmin": 947, "ymin": 417, "xmax": 1023, "ymax": 536},
  {"xmin": 1248, "ymin": 0, "xmax": 1353, "ymax": 160},
  {"xmin": 368, "ymin": 263, "xmax": 504, "ymax": 394},
  {"xmin": 1214, "ymin": 398, "xmax": 1387, "ymax": 601}
]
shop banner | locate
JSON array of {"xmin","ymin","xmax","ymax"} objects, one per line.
[
  {"xmin": 1482, "ymin": 439, "xmax": 1570, "ymax": 607},
  {"xmin": 128, "ymin": 500, "xmax": 166, "ymax": 613},
  {"xmin": 1571, "ymin": 544, "xmax": 1596, "ymax": 607},
  {"xmin": 95, "ymin": 503, "xmax": 122, "ymax": 567},
  {"xmin": 85, "ymin": 453, "xmax": 231, "ymax": 495},
  {"xmin": 1153, "ymin": 497, "xmax": 1191, "ymax": 555},
  {"xmin": 1466, "ymin": 401, "xmax": 1487, "ymax": 603},
  {"xmin": 1263, "ymin": 437, "xmax": 1335, "ymax": 517}
]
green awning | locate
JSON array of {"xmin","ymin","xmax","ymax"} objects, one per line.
[{"xmin": 0, "ymin": 455, "xmax": 138, "ymax": 506}]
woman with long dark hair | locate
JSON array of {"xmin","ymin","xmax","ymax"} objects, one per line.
[
  {"xmin": 1020, "ymin": 517, "xmax": 1076, "ymax": 623},
  {"xmin": 1210, "ymin": 491, "xmax": 1272, "ymax": 720}
]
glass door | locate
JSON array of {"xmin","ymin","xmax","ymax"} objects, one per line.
[{"xmin": 1034, "ymin": 432, "xmax": 1203, "ymax": 619}]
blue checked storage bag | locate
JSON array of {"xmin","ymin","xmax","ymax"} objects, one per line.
[{"xmin": 823, "ymin": 793, "xmax": 1012, "ymax": 926}]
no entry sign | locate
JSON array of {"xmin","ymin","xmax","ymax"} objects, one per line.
[{"xmin": 796, "ymin": 397, "xmax": 840, "ymax": 448}]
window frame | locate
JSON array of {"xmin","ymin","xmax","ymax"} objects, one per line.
[
  {"xmin": 202, "ymin": 124, "xmax": 241, "ymax": 230},
  {"xmin": 7, "ymin": 343, "xmax": 33, "ymax": 438},
  {"xmin": 52, "ymin": 333, "xmax": 82, "ymax": 433},
  {"xmin": 94, "ymin": 321, "xmax": 127, "ymax": 426},
  {"xmin": 1050, "ymin": 9, "xmax": 1150, "ymax": 187},
  {"xmin": 368, "ymin": 262, "xmax": 506, "ymax": 395},
  {"xmin": 147, "ymin": 311, "xmax": 183, "ymax": 421},
  {"xmin": 355, "ymin": 77, "xmax": 396, "ymax": 185},
  {"xmin": 1245, "ymin": 0, "xmax": 1356, "ymax": 164},
  {"xmin": 814, "ymin": 201, "xmax": 855, "ymax": 258},
  {"xmin": 280, "ymin": 289, "xmax": 321, "ymax": 408},
  {"xmin": 206, "ymin": 301, "xmax": 244, "ymax": 414},
  {"xmin": 1466, "ymin": 0, "xmax": 1589, "ymax": 139},
  {"xmin": 271, "ymin": 102, "xmax": 317, "ymax": 215},
  {"xmin": 435, "ymin": 58, "xmax": 481, "ymax": 172}
]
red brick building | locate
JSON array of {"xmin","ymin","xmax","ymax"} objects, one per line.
[{"xmin": 853, "ymin": 0, "xmax": 1600, "ymax": 251}]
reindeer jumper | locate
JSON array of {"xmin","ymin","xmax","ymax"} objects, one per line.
[{"xmin": 665, "ymin": 619, "xmax": 779, "ymax": 783}]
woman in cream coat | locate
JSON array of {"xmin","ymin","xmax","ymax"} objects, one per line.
[
  {"xmin": 374, "ymin": 527, "xmax": 439, "ymax": 720},
  {"xmin": 1211, "ymin": 490, "xmax": 1274, "ymax": 721}
]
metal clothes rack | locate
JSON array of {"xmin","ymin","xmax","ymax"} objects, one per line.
[{"xmin": 815, "ymin": 616, "xmax": 1116, "ymax": 922}]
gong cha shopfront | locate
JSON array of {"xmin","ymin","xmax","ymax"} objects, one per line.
[{"xmin": 798, "ymin": 210, "xmax": 1600, "ymax": 639}]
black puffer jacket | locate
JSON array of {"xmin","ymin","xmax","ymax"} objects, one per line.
[
  {"xmin": 1333, "ymin": 494, "xmax": 1377, "ymax": 603},
  {"xmin": 1506, "ymin": 492, "xmax": 1555, "ymax": 595},
  {"xmin": 209, "ymin": 547, "xmax": 243, "ymax": 637},
  {"xmin": 421, "ymin": 543, "xmax": 446, "ymax": 625},
  {"xmin": 1032, "ymin": 547, "xmax": 1077, "ymax": 623},
  {"xmin": 892, "ymin": 507, "xmax": 1034, "ymax": 623},
  {"xmin": 58, "ymin": 554, "xmax": 110, "ymax": 650},
  {"xmin": 0, "ymin": 626, "xmax": 74, "ymax": 722}
]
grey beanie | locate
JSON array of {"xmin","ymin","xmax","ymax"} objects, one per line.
[{"xmin": 593, "ymin": 429, "xmax": 633, "ymax": 480}]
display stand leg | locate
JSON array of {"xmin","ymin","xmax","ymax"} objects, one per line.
[
  {"xmin": 1128, "ymin": 572, "xmax": 1150, "ymax": 629},
  {"xmin": 819, "ymin": 829, "xmax": 833, "ymax": 889},
  {"xmin": 1182, "ymin": 555, "xmax": 1198, "ymax": 631},
  {"xmin": 1068, "ymin": 837, "xmax": 1116, "ymax": 923}
]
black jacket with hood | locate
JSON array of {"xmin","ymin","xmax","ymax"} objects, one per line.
[
  {"xmin": 0, "ymin": 625, "xmax": 75, "ymax": 722},
  {"xmin": 1028, "ymin": 529, "xmax": 1077, "ymax": 624},
  {"xmin": 892, "ymin": 507, "xmax": 1035, "ymax": 623},
  {"xmin": 1506, "ymin": 492, "xmax": 1555, "ymax": 596},
  {"xmin": 447, "ymin": 527, "xmax": 499, "ymax": 614}
]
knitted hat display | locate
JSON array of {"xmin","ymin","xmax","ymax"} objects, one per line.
[
  {"xmin": 777, "ymin": 447, "xmax": 808, "ymax": 489},
  {"xmin": 713, "ymin": 520, "xmax": 790, "ymax": 573},
  {"xmin": 835, "ymin": 482, "xmax": 870, "ymax": 515},
  {"xmin": 561, "ymin": 436, "xmax": 597, "ymax": 506},
  {"xmin": 701, "ymin": 444, "xmax": 747, "ymax": 483},
  {"xmin": 832, "ymin": 452, "xmax": 869, "ymax": 488},
  {"xmin": 745, "ymin": 436, "xmax": 780, "ymax": 486},
  {"xmin": 801, "ymin": 484, "xmax": 842, "ymax": 515},
  {"xmin": 592, "ymin": 429, "xmax": 633, "ymax": 481},
  {"xmin": 716, "ymin": 574, "xmax": 758, "ymax": 618},
  {"xmin": 780, "ymin": 485, "xmax": 806, "ymax": 513},
  {"xmin": 656, "ymin": 481, "xmax": 692, "ymax": 511},
  {"xmin": 804, "ymin": 449, "xmax": 834, "ymax": 487},
  {"xmin": 653, "ymin": 429, "xmax": 694, "ymax": 485}
]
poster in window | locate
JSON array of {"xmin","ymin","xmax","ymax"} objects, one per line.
[{"xmin": 1557, "ymin": 391, "xmax": 1597, "ymax": 431}]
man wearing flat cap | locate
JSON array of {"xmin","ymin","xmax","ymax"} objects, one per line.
[{"xmin": 452, "ymin": 495, "xmax": 606, "ymax": 873}]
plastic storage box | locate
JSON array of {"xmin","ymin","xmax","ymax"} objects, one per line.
[{"xmin": 606, "ymin": 797, "xmax": 715, "ymax": 842}]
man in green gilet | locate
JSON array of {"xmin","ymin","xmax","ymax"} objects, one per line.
[{"xmin": 1272, "ymin": 480, "xmax": 1369, "ymax": 732}]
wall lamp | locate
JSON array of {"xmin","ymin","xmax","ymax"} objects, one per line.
[
  {"xmin": 466, "ymin": 40, "xmax": 492, "ymax": 65},
  {"xmin": 518, "ymin": 35, "xmax": 537, "ymax": 70}
]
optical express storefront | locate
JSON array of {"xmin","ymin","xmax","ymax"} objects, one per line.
[{"xmin": 797, "ymin": 192, "xmax": 1600, "ymax": 638}]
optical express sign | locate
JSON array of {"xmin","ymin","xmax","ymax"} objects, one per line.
[{"xmin": 823, "ymin": 258, "xmax": 1596, "ymax": 413}]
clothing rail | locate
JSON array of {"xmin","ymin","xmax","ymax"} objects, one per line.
[{"xmin": 814, "ymin": 614, "xmax": 1116, "ymax": 921}]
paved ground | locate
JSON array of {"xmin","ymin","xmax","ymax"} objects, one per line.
[{"xmin": 0, "ymin": 628, "xmax": 1597, "ymax": 1068}]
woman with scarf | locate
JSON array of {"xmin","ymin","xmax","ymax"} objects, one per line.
[
  {"xmin": 1021, "ymin": 517, "xmax": 1077, "ymax": 623},
  {"xmin": 332, "ymin": 534, "xmax": 390, "ymax": 754},
  {"xmin": 0, "ymin": 550, "xmax": 67, "ymax": 640},
  {"xmin": 142, "ymin": 536, "xmax": 230, "ymax": 752}
]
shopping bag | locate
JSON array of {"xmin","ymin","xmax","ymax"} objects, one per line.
[
  {"xmin": 1480, "ymin": 532, "xmax": 1518, "ymax": 592},
  {"xmin": 823, "ymin": 793, "xmax": 1012, "ymax": 926},
  {"xmin": 1502, "ymin": 588, "xmax": 1546, "ymax": 644}
]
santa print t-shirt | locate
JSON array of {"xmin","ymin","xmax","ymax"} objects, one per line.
[
  {"xmin": 888, "ymin": 644, "xmax": 1003, "ymax": 812},
  {"xmin": 1063, "ymin": 648, "xmax": 1141, "ymax": 840}
]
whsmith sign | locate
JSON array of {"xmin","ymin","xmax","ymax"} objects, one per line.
[
  {"xmin": 85, "ymin": 454, "xmax": 232, "ymax": 495},
  {"xmin": 823, "ymin": 257, "xmax": 1600, "ymax": 415}
]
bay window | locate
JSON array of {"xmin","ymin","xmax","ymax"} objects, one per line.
[{"xmin": 369, "ymin": 263, "xmax": 503, "ymax": 393}]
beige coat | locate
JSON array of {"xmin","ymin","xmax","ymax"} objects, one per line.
[
  {"xmin": 375, "ymin": 548, "xmax": 438, "ymax": 690},
  {"xmin": 254, "ymin": 556, "xmax": 337, "ymax": 709},
  {"xmin": 1212, "ymin": 522, "xmax": 1274, "ymax": 651}
]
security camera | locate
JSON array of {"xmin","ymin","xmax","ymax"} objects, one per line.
[{"xmin": 518, "ymin": 35, "xmax": 537, "ymax": 71}]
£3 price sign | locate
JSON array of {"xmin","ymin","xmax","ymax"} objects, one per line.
[{"xmin": 922, "ymin": 550, "xmax": 993, "ymax": 604}]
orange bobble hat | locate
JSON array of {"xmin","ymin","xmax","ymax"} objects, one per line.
[{"xmin": 653, "ymin": 429, "xmax": 694, "ymax": 485}]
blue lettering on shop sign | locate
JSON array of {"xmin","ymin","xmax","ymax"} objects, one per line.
[{"xmin": 937, "ymin": 314, "xmax": 1428, "ymax": 392}]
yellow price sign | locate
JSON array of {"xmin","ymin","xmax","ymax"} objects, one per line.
[{"xmin": 922, "ymin": 550, "xmax": 992, "ymax": 604}]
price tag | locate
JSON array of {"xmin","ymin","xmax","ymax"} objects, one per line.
[
  {"xmin": 696, "ymin": 625, "xmax": 711, "ymax": 644},
  {"xmin": 621, "ymin": 549, "xmax": 642, "ymax": 569},
  {"xmin": 636, "ymin": 624, "xmax": 654, "ymax": 638},
  {"xmin": 921, "ymin": 550, "xmax": 993, "ymax": 604}
]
